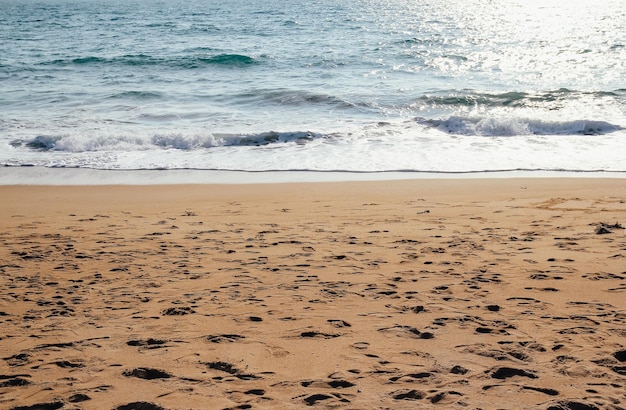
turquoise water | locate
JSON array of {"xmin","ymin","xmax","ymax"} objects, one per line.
[{"xmin": 1, "ymin": 0, "xmax": 625, "ymax": 173}]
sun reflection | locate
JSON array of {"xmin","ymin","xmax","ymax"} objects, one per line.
[{"xmin": 415, "ymin": 0, "xmax": 625, "ymax": 90}]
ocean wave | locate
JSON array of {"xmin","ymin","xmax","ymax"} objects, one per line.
[
  {"xmin": 236, "ymin": 88, "xmax": 359, "ymax": 109},
  {"xmin": 106, "ymin": 91, "xmax": 164, "ymax": 100},
  {"xmin": 71, "ymin": 56, "xmax": 108, "ymax": 65},
  {"xmin": 197, "ymin": 54, "xmax": 257, "ymax": 66},
  {"xmin": 15, "ymin": 131, "xmax": 326, "ymax": 153},
  {"xmin": 417, "ymin": 91, "xmax": 527, "ymax": 108},
  {"xmin": 416, "ymin": 88, "xmax": 623, "ymax": 109},
  {"xmin": 41, "ymin": 53, "xmax": 260, "ymax": 69},
  {"xmin": 419, "ymin": 116, "xmax": 623, "ymax": 136},
  {"xmin": 5, "ymin": 127, "xmax": 625, "ymax": 173},
  {"xmin": 151, "ymin": 131, "xmax": 321, "ymax": 149}
]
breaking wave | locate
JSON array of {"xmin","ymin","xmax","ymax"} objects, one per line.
[
  {"xmin": 17, "ymin": 131, "xmax": 325, "ymax": 152},
  {"xmin": 415, "ymin": 89, "xmax": 626, "ymax": 109},
  {"xmin": 419, "ymin": 116, "xmax": 623, "ymax": 136}
]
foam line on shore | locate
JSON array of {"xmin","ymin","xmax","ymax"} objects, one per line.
[{"xmin": 2, "ymin": 166, "xmax": 626, "ymax": 185}]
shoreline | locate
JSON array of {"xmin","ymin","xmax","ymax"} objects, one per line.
[
  {"xmin": 1, "ymin": 179, "xmax": 624, "ymax": 409},
  {"xmin": 2, "ymin": 166, "xmax": 626, "ymax": 185}
]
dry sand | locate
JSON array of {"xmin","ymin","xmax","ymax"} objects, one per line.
[{"xmin": 0, "ymin": 178, "xmax": 625, "ymax": 410}]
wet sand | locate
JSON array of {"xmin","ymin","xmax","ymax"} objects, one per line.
[{"xmin": 0, "ymin": 179, "xmax": 625, "ymax": 409}]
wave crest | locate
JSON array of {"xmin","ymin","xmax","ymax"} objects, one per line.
[
  {"xmin": 419, "ymin": 116, "xmax": 622, "ymax": 136},
  {"xmin": 17, "ymin": 131, "xmax": 325, "ymax": 153},
  {"xmin": 416, "ymin": 88, "xmax": 623, "ymax": 109},
  {"xmin": 43, "ymin": 53, "xmax": 260, "ymax": 69}
]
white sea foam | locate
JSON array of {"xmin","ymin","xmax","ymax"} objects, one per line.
[{"xmin": 3, "ymin": 121, "xmax": 625, "ymax": 173}]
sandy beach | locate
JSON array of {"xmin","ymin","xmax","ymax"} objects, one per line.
[{"xmin": 1, "ymin": 178, "xmax": 625, "ymax": 410}]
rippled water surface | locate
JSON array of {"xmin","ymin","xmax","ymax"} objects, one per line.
[{"xmin": 1, "ymin": 0, "xmax": 625, "ymax": 172}]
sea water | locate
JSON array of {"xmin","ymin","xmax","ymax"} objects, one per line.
[{"xmin": 1, "ymin": 0, "xmax": 625, "ymax": 176}]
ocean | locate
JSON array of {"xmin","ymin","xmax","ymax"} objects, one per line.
[{"xmin": 1, "ymin": 0, "xmax": 625, "ymax": 179}]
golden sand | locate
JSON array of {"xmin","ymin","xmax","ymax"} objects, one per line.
[{"xmin": 1, "ymin": 179, "xmax": 625, "ymax": 409}]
